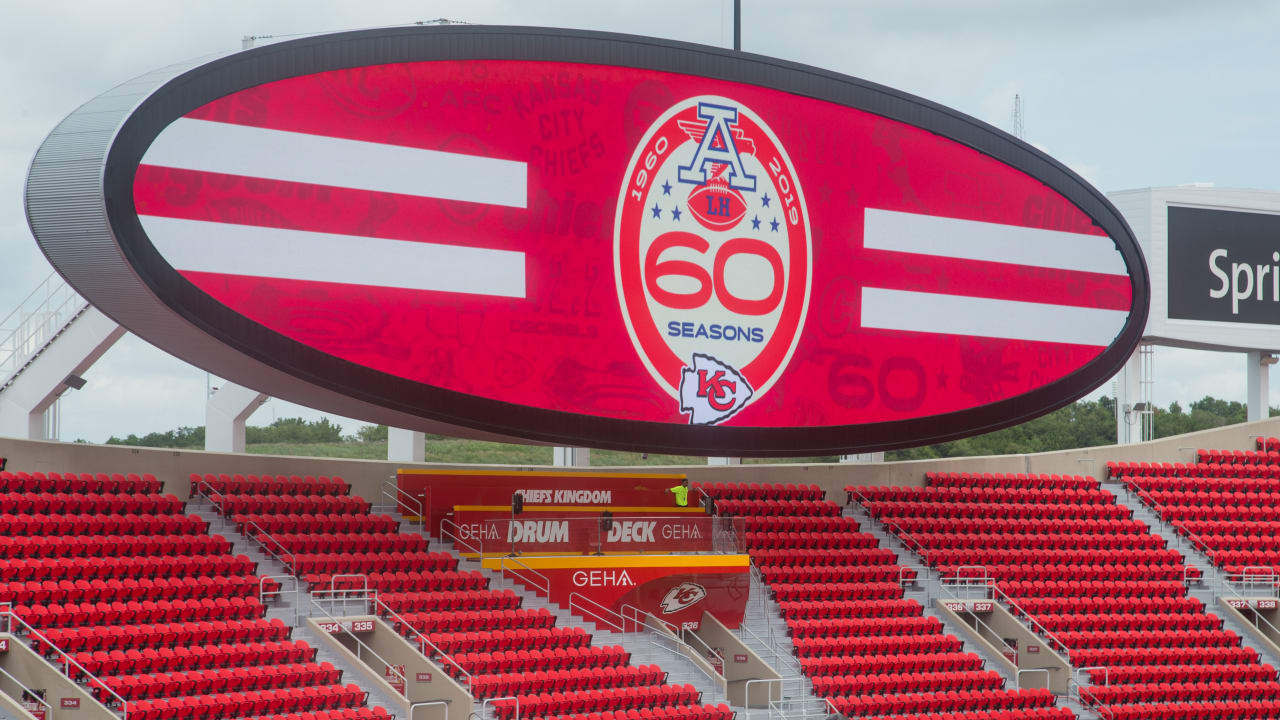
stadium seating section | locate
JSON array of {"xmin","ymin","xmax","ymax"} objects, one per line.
[
  {"xmin": 695, "ymin": 481, "xmax": 1073, "ymax": 720},
  {"xmin": 850, "ymin": 471, "xmax": 1280, "ymax": 720},
  {"xmin": 17, "ymin": 457, "xmax": 1280, "ymax": 720},
  {"xmin": 1112, "ymin": 438, "xmax": 1280, "ymax": 579},
  {"xmin": 197, "ymin": 472, "xmax": 732, "ymax": 720},
  {"xmin": 0, "ymin": 469, "xmax": 388, "ymax": 719}
]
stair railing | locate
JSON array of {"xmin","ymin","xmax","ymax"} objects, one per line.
[
  {"xmin": 1070, "ymin": 666, "xmax": 1108, "ymax": 703},
  {"xmin": 259, "ymin": 574, "xmax": 301, "ymax": 625},
  {"xmin": 305, "ymin": 593, "xmax": 408, "ymax": 696},
  {"xmin": 568, "ymin": 592, "xmax": 625, "ymax": 633},
  {"xmin": 410, "ymin": 699, "xmax": 449, "ymax": 720},
  {"xmin": 935, "ymin": 580, "xmax": 1019, "ymax": 671},
  {"xmin": 0, "ymin": 665, "xmax": 54, "ymax": 719},
  {"xmin": 495, "ymin": 556, "xmax": 550, "ymax": 598},
  {"xmin": 2, "ymin": 608, "xmax": 129, "ymax": 718},
  {"xmin": 480, "ymin": 695, "xmax": 520, "ymax": 720},
  {"xmin": 245, "ymin": 520, "xmax": 298, "ymax": 574},
  {"xmin": 440, "ymin": 518, "xmax": 484, "ymax": 562},
  {"xmin": 383, "ymin": 479, "xmax": 425, "ymax": 530},
  {"xmin": 0, "ymin": 272, "xmax": 88, "ymax": 392},
  {"xmin": 312, "ymin": 574, "xmax": 373, "ymax": 617},
  {"xmin": 371, "ymin": 597, "xmax": 474, "ymax": 692},
  {"xmin": 735, "ymin": 619, "xmax": 802, "ymax": 679}
]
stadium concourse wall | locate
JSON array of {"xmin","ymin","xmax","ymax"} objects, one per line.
[{"xmin": 3, "ymin": 414, "xmax": 1280, "ymax": 499}]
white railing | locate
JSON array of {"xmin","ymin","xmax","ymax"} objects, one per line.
[
  {"xmin": 0, "ymin": 665, "xmax": 53, "ymax": 719},
  {"xmin": 383, "ymin": 478, "xmax": 425, "ymax": 530},
  {"xmin": 311, "ymin": 574, "xmax": 373, "ymax": 618},
  {"xmin": 439, "ymin": 519, "xmax": 483, "ymax": 562},
  {"xmin": 495, "ymin": 556, "xmax": 550, "ymax": 597},
  {"xmin": 246, "ymin": 520, "xmax": 298, "ymax": 574},
  {"xmin": 0, "ymin": 272, "xmax": 88, "ymax": 391},
  {"xmin": 736, "ymin": 619, "xmax": 802, "ymax": 678},
  {"xmin": 372, "ymin": 597, "xmax": 474, "ymax": 692},
  {"xmin": 2, "ymin": 608, "xmax": 129, "ymax": 718},
  {"xmin": 1071, "ymin": 665, "xmax": 1108, "ymax": 704},
  {"xmin": 481, "ymin": 695, "xmax": 520, "ymax": 720},
  {"xmin": 305, "ymin": 594, "xmax": 407, "ymax": 696},
  {"xmin": 259, "ymin": 574, "xmax": 301, "ymax": 625},
  {"xmin": 411, "ymin": 699, "xmax": 450, "ymax": 720}
]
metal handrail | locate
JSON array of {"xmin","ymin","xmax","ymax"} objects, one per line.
[
  {"xmin": 939, "ymin": 576, "xmax": 1072, "ymax": 658},
  {"xmin": 569, "ymin": 592, "xmax": 625, "ymax": 633},
  {"xmin": 495, "ymin": 556, "xmax": 550, "ymax": 597},
  {"xmin": 0, "ymin": 272, "xmax": 87, "ymax": 391},
  {"xmin": 935, "ymin": 581, "xmax": 1019, "ymax": 665},
  {"xmin": 617, "ymin": 601, "xmax": 728, "ymax": 686},
  {"xmin": 987, "ymin": 583, "xmax": 1072, "ymax": 658},
  {"xmin": 744, "ymin": 677, "xmax": 781, "ymax": 716},
  {"xmin": 1123, "ymin": 480, "xmax": 1216, "ymax": 556},
  {"xmin": 306, "ymin": 594, "xmax": 408, "ymax": 696},
  {"xmin": 246, "ymin": 520, "xmax": 297, "ymax": 573},
  {"xmin": 311, "ymin": 575, "xmax": 375, "ymax": 618},
  {"xmin": 3, "ymin": 608, "xmax": 130, "ymax": 717},
  {"xmin": 1015, "ymin": 667, "xmax": 1051, "ymax": 691},
  {"xmin": 192, "ymin": 479, "xmax": 226, "ymax": 513},
  {"xmin": 383, "ymin": 479, "xmax": 425, "ymax": 529},
  {"xmin": 411, "ymin": 699, "xmax": 449, "ymax": 720},
  {"xmin": 371, "ymin": 597, "xmax": 474, "ymax": 690},
  {"xmin": 620, "ymin": 603, "xmax": 678, "ymax": 634},
  {"xmin": 259, "ymin": 574, "xmax": 301, "ymax": 625},
  {"xmin": 737, "ymin": 618, "xmax": 802, "ymax": 677},
  {"xmin": 481, "ymin": 695, "xmax": 520, "ymax": 720},
  {"xmin": 0, "ymin": 665, "xmax": 54, "ymax": 719},
  {"xmin": 440, "ymin": 519, "xmax": 484, "ymax": 560}
]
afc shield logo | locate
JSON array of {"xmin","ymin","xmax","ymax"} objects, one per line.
[
  {"xmin": 659, "ymin": 581, "xmax": 708, "ymax": 614},
  {"xmin": 616, "ymin": 96, "xmax": 811, "ymax": 426}
]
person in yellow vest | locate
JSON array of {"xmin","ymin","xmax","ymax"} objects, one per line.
[{"xmin": 668, "ymin": 478, "xmax": 691, "ymax": 507}]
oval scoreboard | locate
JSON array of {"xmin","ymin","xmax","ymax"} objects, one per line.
[{"xmin": 25, "ymin": 26, "xmax": 1148, "ymax": 456}]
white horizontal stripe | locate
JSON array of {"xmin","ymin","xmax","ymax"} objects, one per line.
[
  {"xmin": 140, "ymin": 215, "xmax": 526, "ymax": 298},
  {"xmin": 861, "ymin": 287, "xmax": 1127, "ymax": 346},
  {"xmin": 864, "ymin": 208, "xmax": 1126, "ymax": 276},
  {"xmin": 142, "ymin": 117, "xmax": 527, "ymax": 208}
]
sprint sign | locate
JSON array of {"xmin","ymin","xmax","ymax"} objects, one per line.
[{"xmin": 617, "ymin": 97, "xmax": 811, "ymax": 424}]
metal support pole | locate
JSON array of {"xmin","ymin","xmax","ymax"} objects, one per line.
[{"xmin": 733, "ymin": 0, "xmax": 741, "ymax": 50}]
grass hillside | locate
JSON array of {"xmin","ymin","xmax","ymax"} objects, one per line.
[{"xmin": 245, "ymin": 439, "xmax": 832, "ymax": 465}]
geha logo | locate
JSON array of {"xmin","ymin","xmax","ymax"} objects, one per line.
[
  {"xmin": 616, "ymin": 96, "xmax": 811, "ymax": 425},
  {"xmin": 659, "ymin": 581, "xmax": 708, "ymax": 614}
]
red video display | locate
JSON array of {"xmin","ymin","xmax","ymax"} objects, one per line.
[{"xmin": 96, "ymin": 29, "xmax": 1146, "ymax": 453}]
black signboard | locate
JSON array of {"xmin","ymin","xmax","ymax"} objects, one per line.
[{"xmin": 1168, "ymin": 205, "xmax": 1280, "ymax": 325}]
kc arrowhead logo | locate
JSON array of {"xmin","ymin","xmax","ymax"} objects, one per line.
[
  {"xmin": 680, "ymin": 353, "xmax": 753, "ymax": 425},
  {"xmin": 659, "ymin": 581, "xmax": 709, "ymax": 614}
]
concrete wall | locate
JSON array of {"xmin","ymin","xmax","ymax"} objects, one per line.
[
  {"xmin": 934, "ymin": 601, "xmax": 1070, "ymax": 695},
  {"xmin": 0, "ymin": 632, "xmax": 113, "ymax": 720},
  {"xmin": 3, "ymin": 413, "xmax": 1280, "ymax": 502},
  {"xmin": 693, "ymin": 612, "xmax": 780, "ymax": 708},
  {"xmin": 305, "ymin": 616, "xmax": 472, "ymax": 720}
]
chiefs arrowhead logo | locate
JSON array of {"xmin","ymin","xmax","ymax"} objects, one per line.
[
  {"xmin": 659, "ymin": 581, "xmax": 708, "ymax": 614},
  {"xmin": 679, "ymin": 353, "xmax": 753, "ymax": 425}
]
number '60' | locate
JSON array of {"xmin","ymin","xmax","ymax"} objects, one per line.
[{"xmin": 644, "ymin": 232, "xmax": 784, "ymax": 315}]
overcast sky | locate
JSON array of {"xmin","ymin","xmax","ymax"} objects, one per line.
[{"xmin": 3, "ymin": 1, "xmax": 1280, "ymax": 443}]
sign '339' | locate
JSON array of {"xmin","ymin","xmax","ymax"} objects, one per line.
[{"xmin": 615, "ymin": 97, "xmax": 812, "ymax": 425}]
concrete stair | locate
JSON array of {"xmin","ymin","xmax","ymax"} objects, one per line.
[
  {"xmin": 1111, "ymin": 480, "xmax": 1280, "ymax": 670},
  {"xmin": 190, "ymin": 495, "xmax": 400, "ymax": 717},
  {"xmin": 442, "ymin": 546, "xmax": 733, "ymax": 718},
  {"xmin": 844, "ymin": 502, "xmax": 1094, "ymax": 719}
]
